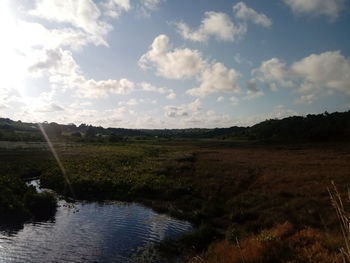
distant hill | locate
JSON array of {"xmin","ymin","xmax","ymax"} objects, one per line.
[{"xmin": 1, "ymin": 110, "xmax": 350, "ymax": 142}]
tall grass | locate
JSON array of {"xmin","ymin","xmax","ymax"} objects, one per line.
[{"xmin": 329, "ymin": 181, "xmax": 350, "ymax": 262}]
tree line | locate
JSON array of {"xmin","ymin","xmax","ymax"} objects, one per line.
[{"xmin": 0, "ymin": 110, "xmax": 349, "ymax": 142}]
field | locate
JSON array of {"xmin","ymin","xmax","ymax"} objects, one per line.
[{"xmin": 1, "ymin": 140, "xmax": 350, "ymax": 262}]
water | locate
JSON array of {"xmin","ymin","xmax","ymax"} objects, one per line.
[{"xmin": 0, "ymin": 181, "xmax": 193, "ymax": 263}]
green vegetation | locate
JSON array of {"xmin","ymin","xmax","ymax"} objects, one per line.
[
  {"xmin": 1, "ymin": 110, "xmax": 350, "ymax": 142},
  {"xmin": 0, "ymin": 148, "xmax": 58, "ymax": 223},
  {"xmin": 1, "ymin": 140, "xmax": 349, "ymax": 262},
  {"xmin": 1, "ymin": 111, "xmax": 350, "ymax": 262},
  {"xmin": 0, "ymin": 174, "xmax": 56, "ymax": 223}
]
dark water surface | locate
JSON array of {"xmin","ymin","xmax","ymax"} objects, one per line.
[{"xmin": 0, "ymin": 181, "xmax": 193, "ymax": 263}]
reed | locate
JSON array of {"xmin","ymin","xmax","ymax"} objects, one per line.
[{"xmin": 329, "ymin": 181, "xmax": 350, "ymax": 262}]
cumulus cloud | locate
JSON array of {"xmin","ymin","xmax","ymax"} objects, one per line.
[
  {"xmin": 290, "ymin": 51, "xmax": 350, "ymax": 95},
  {"xmin": 252, "ymin": 58, "xmax": 293, "ymax": 89},
  {"xmin": 100, "ymin": 0, "xmax": 131, "ymax": 18},
  {"xmin": 78, "ymin": 78, "xmax": 135, "ymax": 98},
  {"xmin": 140, "ymin": 82, "xmax": 167, "ymax": 93},
  {"xmin": 187, "ymin": 62, "xmax": 241, "ymax": 97},
  {"xmin": 244, "ymin": 79, "xmax": 264, "ymax": 99},
  {"xmin": 234, "ymin": 53, "xmax": 253, "ymax": 66},
  {"xmin": 139, "ymin": 82, "xmax": 176, "ymax": 99},
  {"xmin": 29, "ymin": 0, "xmax": 113, "ymax": 46},
  {"xmin": 229, "ymin": 96, "xmax": 239, "ymax": 105},
  {"xmin": 164, "ymin": 99, "xmax": 232, "ymax": 128},
  {"xmin": 29, "ymin": 49, "xmax": 64, "ymax": 73},
  {"xmin": 233, "ymin": 2, "xmax": 272, "ymax": 28},
  {"xmin": 175, "ymin": 11, "xmax": 246, "ymax": 43},
  {"xmin": 37, "ymin": 103, "xmax": 65, "ymax": 112},
  {"xmin": 217, "ymin": 96, "xmax": 224, "ymax": 102},
  {"xmin": 294, "ymin": 94, "xmax": 317, "ymax": 104},
  {"xmin": 118, "ymin": 98, "xmax": 139, "ymax": 106},
  {"xmin": 136, "ymin": 0, "xmax": 163, "ymax": 17},
  {"xmin": 166, "ymin": 91, "xmax": 177, "ymax": 100},
  {"xmin": 0, "ymin": 103, "xmax": 8, "ymax": 110},
  {"xmin": 253, "ymin": 50, "xmax": 350, "ymax": 103},
  {"xmin": 164, "ymin": 99, "xmax": 201, "ymax": 118},
  {"xmin": 118, "ymin": 98, "xmax": 157, "ymax": 106},
  {"xmin": 139, "ymin": 34, "xmax": 206, "ymax": 79},
  {"xmin": 139, "ymin": 35, "xmax": 241, "ymax": 97},
  {"xmin": 283, "ymin": 0, "xmax": 346, "ymax": 19},
  {"xmin": 15, "ymin": 21, "xmax": 101, "ymax": 51},
  {"xmin": 29, "ymin": 48, "xmax": 135, "ymax": 98},
  {"xmin": 141, "ymin": 0, "xmax": 162, "ymax": 11}
]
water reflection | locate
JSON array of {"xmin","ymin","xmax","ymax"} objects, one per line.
[{"xmin": 0, "ymin": 197, "xmax": 192, "ymax": 262}]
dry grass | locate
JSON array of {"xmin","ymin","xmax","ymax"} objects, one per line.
[
  {"xmin": 192, "ymin": 222, "xmax": 342, "ymax": 263},
  {"xmin": 188, "ymin": 143, "xmax": 350, "ymax": 230},
  {"xmin": 185, "ymin": 142, "xmax": 350, "ymax": 262},
  {"xmin": 329, "ymin": 182, "xmax": 350, "ymax": 262}
]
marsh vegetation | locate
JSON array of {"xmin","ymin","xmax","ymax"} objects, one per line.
[{"xmin": 1, "ymin": 113, "xmax": 350, "ymax": 262}]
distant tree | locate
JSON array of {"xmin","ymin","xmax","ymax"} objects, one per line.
[
  {"xmin": 85, "ymin": 127, "xmax": 97, "ymax": 137},
  {"xmin": 41, "ymin": 122, "xmax": 62, "ymax": 138},
  {"xmin": 71, "ymin": 132, "xmax": 82, "ymax": 137},
  {"xmin": 109, "ymin": 133, "xmax": 123, "ymax": 142}
]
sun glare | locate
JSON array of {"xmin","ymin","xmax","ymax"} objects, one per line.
[{"xmin": 0, "ymin": 0, "xmax": 26, "ymax": 97}]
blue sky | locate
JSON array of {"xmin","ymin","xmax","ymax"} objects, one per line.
[{"xmin": 0, "ymin": 0, "xmax": 349, "ymax": 128}]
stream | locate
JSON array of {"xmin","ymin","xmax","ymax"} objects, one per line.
[{"xmin": 0, "ymin": 180, "xmax": 193, "ymax": 263}]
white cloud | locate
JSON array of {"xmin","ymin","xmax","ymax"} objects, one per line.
[
  {"xmin": 137, "ymin": 0, "xmax": 163, "ymax": 17},
  {"xmin": 138, "ymin": 34, "xmax": 206, "ymax": 79},
  {"xmin": 29, "ymin": 0, "xmax": 113, "ymax": 46},
  {"xmin": 79, "ymin": 78, "xmax": 135, "ymax": 98},
  {"xmin": 133, "ymin": 109, "xmax": 231, "ymax": 129},
  {"xmin": 0, "ymin": 88, "xmax": 22, "ymax": 103},
  {"xmin": 0, "ymin": 103, "xmax": 8, "ymax": 110},
  {"xmin": 217, "ymin": 96, "xmax": 224, "ymax": 102},
  {"xmin": 29, "ymin": 48, "xmax": 135, "ymax": 98},
  {"xmin": 291, "ymin": 51, "xmax": 350, "ymax": 95},
  {"xmin": 118, "ymin": 98, "xmax": 139, "ymax": 106},
  {"xmin": 100, "ymin": 0, "xmax": 131, "ymax": 18},
  {"xmin": 118, "ymin": 98, "xmax": 157, "ymax": 106},
  {"xmin": 166, "ymin": 91, "xmax": 176, "ymax": 100},
  {"xmin": 15, "ymin": 21, "xmax": 100, "ymax": 51},
  {"xmin": 139, "ymin": 82, "xmax": 177, "ymax": 99},
  {"xmin": 162, "ymin": 99, "xmax": 232, "ymax": 128},
  {"xmin": 294, "ymin": 94, "xmax": 317, "ymax": 104},
  {"xmin": 283, "ymin": 0, "xmax": 346, "ymax": 19},
  {"xmin": 253, "ymin": 50, "xmax": 350, "ymax": 103},
  {"xmin": 244, "ymin": 79, "xmax": 264, "ymax": 99},
  {"xmin": 164, "ymin": 99, "xmax": 201, "ymax": 118},
  {"xmin": 37, "ymin": 103, "xmax": 65, "ymax": 112},
  {"xmin": 234, "ymin": 53, "xmax": 253, "ymax": 66},
  {"xmin": 140, "ymin": 35, "xmax": 241, "ymax": 97},
  {"xmin": 233, "ymin": 2, "xmax": 272, "ymax": 28},
  {"xmin": 187, "ymin": 62, "xmax": 241, "ymax": 97},
  {"xmin": 175, "ymin": 11, "xmax": 246, "ymax": 43},
  {"xmin": 229, "ymin": 96, "xmax": 239, "ymax": 105},
  {"xmin": 252, "ymin": 58, "xmax": 293, "ymax": 89},
  {"xmin": 141, "ymin": 0, "xmax": 162, "ymax": 10}
]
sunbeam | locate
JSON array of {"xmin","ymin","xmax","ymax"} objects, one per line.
[{"xmin": 37, "ymin": 123, "xmax": 76, "ymax": 199}]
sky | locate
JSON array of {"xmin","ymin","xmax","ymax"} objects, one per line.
[{"xmin": 0, "ymin": 0, "xmax": 349, "ymax": 128}]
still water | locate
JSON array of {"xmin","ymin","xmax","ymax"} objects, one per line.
[{"xmin": 0, "ymin": 181, "xmax": 193, "ymax": 263}]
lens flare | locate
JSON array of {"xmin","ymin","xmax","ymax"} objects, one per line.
[{"xmin": 38, "ymin": 123, "xmax": 75, "ymax": 198}]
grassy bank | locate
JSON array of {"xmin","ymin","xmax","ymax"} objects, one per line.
[
  {"xmin": 0, "ymin": 174, "xmax": 57, "ymax": 223},
  {"xmin": 1, "ymin": 140, "xmax": 349, "ymax": 261}
]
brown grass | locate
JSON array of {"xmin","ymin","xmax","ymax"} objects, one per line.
[
  {"xmin": 184, "ymin": 143, "xmax": 350, "ymax": 230},
  {"xmin": 192, "ymin": 222, "xmax": 342, "ymax": 263},
  {"xmin": 329, "ymin": 182, "xmax": 350, "ymax": 262},
  {"xmin": 182, "ymin": 142, "xmax": 350, "ymax": 262}
]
